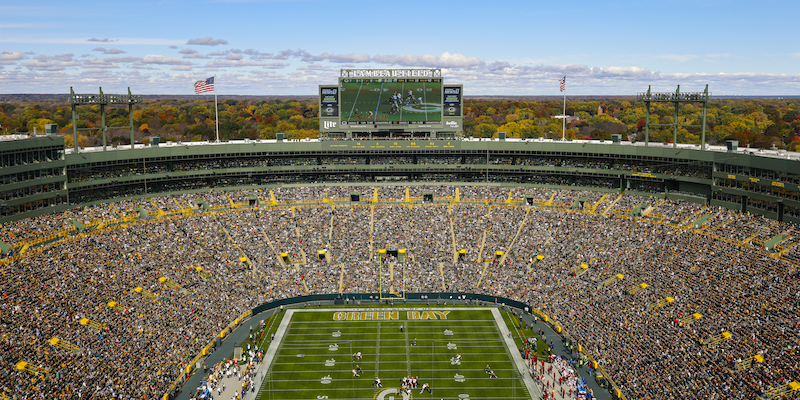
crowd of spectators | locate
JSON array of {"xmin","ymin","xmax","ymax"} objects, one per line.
[{"xmin": 0, "ymin": 185, "xmax": 798, "ymax": 399}]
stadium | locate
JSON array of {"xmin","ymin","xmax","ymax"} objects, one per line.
[{"xmin": 1, "ymin": 71, "xmax": 800, "ymax": 400}]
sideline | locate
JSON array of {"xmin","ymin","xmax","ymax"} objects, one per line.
[
  {"xmin": 492, "ymin": 307, "xmax": 542, "ymax": 399},
  {"xmin": 175, "ymin": 308, "xmax": 281, "ymax": 400},
  {"xmin": 245, "ymin": 309, "xmax": 294, "ymax": 400}
]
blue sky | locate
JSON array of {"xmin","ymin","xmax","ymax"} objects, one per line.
[{"xmin": 1, "ymin": 0, "xmax": 798, "ymax": 96}]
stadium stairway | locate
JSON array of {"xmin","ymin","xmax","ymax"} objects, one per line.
[
  {"xmin": 369, "ymin": 206, "xmax": 375, "ymax": 258},
  {"xmin": 449, "ymin": 216, "xmax": 458, "ymax": 263},
  {"xmin": 252, "ymin": 209, "xmax": 282, "ymax": 267},
  {"xmin": 438, "ymin": 262, "xmax": 446, "ymax": 291},
  {"xmin": 501, "ymin": 207, "xmax": 531, "ymax": 265},
  {"xmin": 588, "ymin": 193, "xmax": 609, "ymax": 214},
  {"xmin": 327, "ymin": 209, "xmax": 335, "ymax": 247},
  {"xmin": 601, "ymin": 193, "xmax": 625, "ymax": 216},
  {"xmin": 477, "ymin": 261, "xmax": 490, "ymax": 290},
  {"xmin": 338, "ymin": 264, "xmax": 345, "ymax": 293},
  {"xmin": 226, "ymin": 193, "xmax": 237, "ymax": 208},
  {"xmin": 477, "ymin": 229, "xmax": 488, "ymax": 263}
]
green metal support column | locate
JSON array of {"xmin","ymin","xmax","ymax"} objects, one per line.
[
  {"xmin": 100, "ymin": 87, "xmax": 107, "ymax": 151},
  {"xmin": 129, "ymin": 88, "xmax": 135, "ymax": 150},
  {"xmin": 673, "ymin": 85, "xmax": 680, "ymax": 148},
  {"xmin": 644, "ymin": 86, "xmax": 650, "ymax": 147},
  {"xmin": 70, "ymin": 87, "xmax": 79, "ymax": 153},
  {"xmin": 700, "ymin": 85, "xmax": 708, "ymax": 151}
]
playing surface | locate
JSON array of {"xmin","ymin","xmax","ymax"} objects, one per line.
[
  {"xmin": 256, "ymin": 307, "xmax": 532, "ymax": 400},
  {"xmin": 339, "ymin": 80, "xmax": 442, "ymax": 124}
]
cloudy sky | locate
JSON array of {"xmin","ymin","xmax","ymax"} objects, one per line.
[{"xmin": 1, "ymin": 0, "xmax": 798, "ymax": 96}]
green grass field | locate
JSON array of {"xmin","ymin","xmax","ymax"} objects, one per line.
[
  {"xmin": 255, "ymin": 307, "xmax": 533, "ymax": 400},
  {"xmin": 339, "ymin": 80, "xmax": 442, "ymax": 124}
]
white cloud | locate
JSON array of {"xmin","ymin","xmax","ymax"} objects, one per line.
[
  {"xmin": 186, "ymin": 36, "xmax": 228, "ymax": 46},
  {"xmin": 92, "ymin": 47, "xmax": 126, "ymax": 54},
  {"xmin": 4, "ymin": 50, "xmax": 800, "ymax": 95},
  {"xmin": 272, "ymin": 49, "xmax": 309, "ymax": 60},
  {"xmin": 183, "ymin": 53, "xmax": 210, "ymax": 59},
  {"xmin": 262, "ymin": 62, "xmax": 289, "ymax": 69},
  {"xmin": 82, "ymin": 59, "xmax": 119, "ymax": 69},
  {"xmin": 179, "ymin": 48, "xmax": 209, "ymax": 59},
  {"xmin": 0, "ymin": 50, "xmax": 24, "ymax": 65},
  {"xmin": 592, "ymin": 66, "xmax": 654, "ymax": 77},
  {"xmin": 204, "ymin": 59, "xmax": 267, "ymax": 68},
  {"xmin": 22, "ymin": 55, "xmax": 80, "ymax": 71},
  {"xmin": 0, "ymin": 37, "xmax": 183, "ymax": 45},
  {"xmin": 372, "ymin": 52, "xmax": 485, "ymax": 68},
  {"xmin": 88, "ymin": 38, "xmax": 117, "ymax": 43},
  {"xmin": 243, "ymin": 49, "xmax": 273, "ymax": 60},
  {"xmin": 297, "ymin": 63, "xmax": 331, "ymax": 71},
  {"xmin": 104, "ymin": 56, "xmax": 140, "ymax": 63},
  {"xmin": 301, "ymin": 52, "xmax": 370, "ymax": 63},
  {"xmin": 485, "ymin": 61, "xmax": 511, "ymax": 71},
  {"xmin": 656, "ymin": 54, "xmax": 699, "ymax": 63},
  {"xmin": 141, "ymin": 55, "xmax": 193, "ymax": 65},
  {"xmin": 52, "ymin": 53, "xmax": 75, "ymax": 61}
]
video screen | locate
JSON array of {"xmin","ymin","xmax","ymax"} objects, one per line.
[
  {"xmin": 319, "ymin": 86, "xmax": 339, "ymax": 117},
  {"xmin": 339, "ymin": 78, "xmax": 442, "ymax": 125},
  {"xmin": 443, "ymin": 86, "xmax": 462, "ymax": 117}
]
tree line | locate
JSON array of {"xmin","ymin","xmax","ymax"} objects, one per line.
[{"xmin": 1, "ymin": 97, "xmax": 799, "ymax": 151}]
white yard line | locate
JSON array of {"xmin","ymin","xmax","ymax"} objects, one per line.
[
  {"xmin": 375, "ymin": 321, "xmax": 381, "ymax": 377},
  {"xmin": 491, "ymin": 307, "xmax": 541, "ymax": 399},
  {"xmin": 403, "ymin": 320, "xmax": 411, "ymax": 375}
]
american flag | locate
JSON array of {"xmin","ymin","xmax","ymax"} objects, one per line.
[
  {"xmin": 194, "ymin": 77, "xmax": 215, "ymax": 94},
  {"xmin": 559, "ymin": 75, "xmax": 566, "ymax": 92}
]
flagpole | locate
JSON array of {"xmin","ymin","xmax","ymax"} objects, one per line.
[
  {"xmin": 561, "ymin": 73, "xmax": 566, "ymax": 141},
  {"xmin": 214, "ymin": 74, "xmax": 220, "ymax": 142}
]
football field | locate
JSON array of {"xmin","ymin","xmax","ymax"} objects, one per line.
[
  {"xmin": 255, "ymin": 307, "xmax": 535, "ymax": 400},
  {"xmin": 339, "ymin": 80, "xmax": 442, "ymax": 124}
]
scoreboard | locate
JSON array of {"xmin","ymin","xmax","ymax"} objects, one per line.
[{"xmin": 320, "ymin": 69, "xmax": 463, "ymax": 136}]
